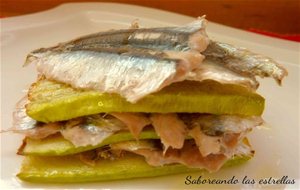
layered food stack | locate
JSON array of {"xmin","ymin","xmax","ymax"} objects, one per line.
[{"xmin": 11, "ymin": 17, "xmax": 287, "ymax": 182}]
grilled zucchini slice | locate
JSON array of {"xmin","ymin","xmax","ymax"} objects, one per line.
[
  {"xmin": 27, "ymin": 79, "xmax": 264, "ymax": 122},
  {"xmin": 17, "ymin": 153, "xmax": 252, "ymax": 183}
]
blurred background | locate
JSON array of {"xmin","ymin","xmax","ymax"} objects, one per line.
[{"xmin": 1, "ymin": 0, "xmax": 300, "ymax": 40}]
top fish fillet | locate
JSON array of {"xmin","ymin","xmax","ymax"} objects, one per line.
[
  {"xmin": 26, "ymin": 17, "xmax": 209, "ymax": 56},
  {"xmin": 24, "ymin": 17, "xmax": 287, "ymax": 102},
  {"xmin": 27, "ymin": 46, "xmax": 204, "ymax": 103}
]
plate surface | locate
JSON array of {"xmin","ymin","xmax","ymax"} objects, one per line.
[{"xmin": 1, "ymin": 3, "xmax": 299, "ymax": 190}]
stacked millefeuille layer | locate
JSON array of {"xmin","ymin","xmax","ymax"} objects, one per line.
[{"xmin": 12, "ymin": 17, "xmax": 287, "ymax": 183}]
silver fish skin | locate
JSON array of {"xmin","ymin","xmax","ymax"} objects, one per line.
[
  {"xmin": 10, "ymin": 96, "xmax": 36, "ymax": 132},
  {"xmin": 193, "ymin": 114, "xmax": 264, "ymax": 136},
  {"xmin": 3, "ymin": 96, "xmax": 61, "ymax": 139},
  {"xmin": 25, "ymin": 17, "xmax": 209, "ymax": 60},
  {"xmin": 203, "ymin": 41, "xmax": 288, "ymax": 85},
  {"xmin": 61, "ymin": 115, "xmax": 126, "ymax": 147},
  {"xmin": 29, "ymin": 46, "xmax": 204, "ymax": 103},
  {"xmin": 178, "ymin": 113, "xmax": 263, "ymax": 136}
]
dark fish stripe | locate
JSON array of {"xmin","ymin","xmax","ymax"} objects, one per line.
[{"xmin": 29, "ymin": 19, "xmax": 207, "ymax": 56}]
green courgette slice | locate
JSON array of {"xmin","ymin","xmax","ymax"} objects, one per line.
[
  {"xmin": 26, "ymin": 79, "xmax": 265, "ymax": 123},
  {"xmin": 17, "ymin": 153, "xmax": 252, "ymax": 183}
]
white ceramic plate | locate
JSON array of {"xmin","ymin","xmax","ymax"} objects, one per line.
[{"xmin": 1, "ymin": 3, "xmax": 299, "ymax": 190}]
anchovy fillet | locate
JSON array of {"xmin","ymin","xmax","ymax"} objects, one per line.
[
  {"xmin": 203, "ymin": 41, "xmax": 288, "ymax": 85},
  {"xmin": 29, "ymin": 46, "xmax": 204, "ymax": 103},
  {"xmin": 26, "ymin": 17, "xmax": 209, "ymax": 57}
]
